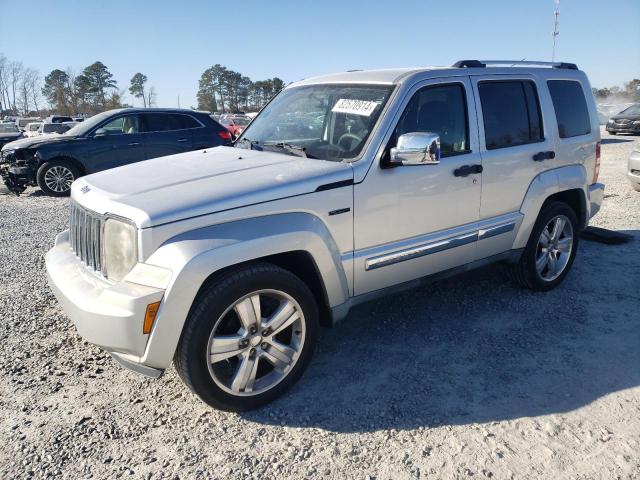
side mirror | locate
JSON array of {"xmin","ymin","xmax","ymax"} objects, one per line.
[
  {"xmin": 94, "ymin": 128, "xmax": 108, "ymax": 137},
  {"xmin": 389, "ymin": 132, "xmax": 440, "ymax": 166}
]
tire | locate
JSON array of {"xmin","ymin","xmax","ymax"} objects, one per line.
[
  {"xmin": 511, "ymin": 201, "xmax": 579, "ymax": 291},
  {"xmin": 36, "ymin": 159, "xmax": 79, "ymax": 197},
  {"xmin": 631, "ymin": 182, "xmax": 640, "ymax": 193},
  {"xmin": 174, "ymin": 262, "xmax": 319, "ymax": 411}
]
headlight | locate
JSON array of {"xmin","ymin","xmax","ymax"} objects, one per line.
[
  {"xmin": 633, "ymin": 120, "xmax": 640, "ymax": 125},
  {"xmin": 103, "ymin": 217, "xmax": 138, "ymax": 282}
]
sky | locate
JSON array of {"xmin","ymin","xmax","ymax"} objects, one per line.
[{"xmin": 1, "ymin": 0, "xmax": 638, "ymax": 109}]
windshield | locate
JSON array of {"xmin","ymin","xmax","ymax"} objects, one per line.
[
  {"xmin": 232, "ymin": 117, "xmax": 251, "ymax": 126},
  {"xmin": 0, "ymin": 124, "xmax": 19, "ymax": 133},
  {"xmin": 64, "ymin": 110, "xmax": 115, "ymax": 136},
  {"xmin": 237, "ymin": 84, "xmax": 394, "ymax": 161},
  {"xmin": 620, "ymin": 104, "xmax": 640, "ymax": 116}
]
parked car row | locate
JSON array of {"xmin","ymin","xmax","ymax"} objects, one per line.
[{"xmin": 1, "ymin": 108, "xmax": 232, "ymax": 195}]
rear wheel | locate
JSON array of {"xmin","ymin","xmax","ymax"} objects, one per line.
[
  {"xmin": 37, "ymin": 159, "xmax": 79, "ymax": 197},
  {"xmin": 174, "ymin": 263, "xmax": 319, "ymax": 411},
  {"xmin": 511, "ymin": 201, "xmax": 579, "ymax": 291}
]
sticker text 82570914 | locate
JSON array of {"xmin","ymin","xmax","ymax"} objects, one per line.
[{"xmin": 331, "ymin": 99, "xmax": 379, "ymax": 117}]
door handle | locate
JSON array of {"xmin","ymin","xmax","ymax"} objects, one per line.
[
  {"xmin": 533, "ymin": 150, "xmax": 555, "ymax": 161},
  {"xmin": 128, "ymin": 141, "xmax": 141, "ymax": 146},
  {"xmin": 453, "ymin": 164, "xmax": 483, "ymax": 177},
  {"xmin": 177, "ymin": 138, "xmax": 188, "ymax": 142}
]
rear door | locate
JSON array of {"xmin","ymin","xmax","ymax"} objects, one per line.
[
  {"xmin": 470, "ymin": 74, "xmax": 554, "ymax": 258},
  {"xmin": 142, "ymin": 113, "xmax": 194, "ymax": 159}
]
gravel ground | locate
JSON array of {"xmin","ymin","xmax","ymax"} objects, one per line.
[{"xmin": 1, "ymin": 128, "xmax": 639, "ymax": 480}]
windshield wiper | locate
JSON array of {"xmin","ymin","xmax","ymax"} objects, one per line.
[
  {"xmin": 263, "ymin": 142, "xmax": 315, "ymax": 158},
  {"xmin": 234, "ymin": 137, "xmax": 258, "ymax": 149}
]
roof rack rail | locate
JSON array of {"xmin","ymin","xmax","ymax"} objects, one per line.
[{"xmin": 452, "ymin": 59, "xmax": 578, "ymax": 70}]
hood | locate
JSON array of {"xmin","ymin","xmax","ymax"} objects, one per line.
[
  {"xmin": 1, "ymin": 133, "xmax": 78, "ymax": 151},
  {"xmin": 611, "ymin": 112, "xmax": 640, "ymax": 121},
  {"xmin": 72, "ymin": 146, "xmax": 353, "ymax": 228}
]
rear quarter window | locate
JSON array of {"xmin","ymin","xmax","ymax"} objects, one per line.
[{"xmin": 547, "ymin": 80, "xmax": 591, "ymax": 138}]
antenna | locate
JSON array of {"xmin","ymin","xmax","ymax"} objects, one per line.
[{"xmin": 551, "ymin": 0, "xmax": 560, "ymax": 62}]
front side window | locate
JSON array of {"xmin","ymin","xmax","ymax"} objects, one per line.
[
  {"xmin": 101, "ymin": 115, "xmax": 140, "ymax": 134},
  {"xmin": 238, "ymin": 84, "xmax": 394, "ymax": 161},
  {"xmin": 547, "ymin": 80, "xmax": 591, "ymax": 138},
  {"xmin": 479, "ymin": 80, "xmax": 543, "ymax": 150},
  {"xmin": 393, "ymin": 83, "xmax": 470, "ymax": 156}
]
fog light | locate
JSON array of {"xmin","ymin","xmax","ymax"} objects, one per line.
[{"xmin": 143, "ymin": 301, "xmax": 161, "ymax": 334}]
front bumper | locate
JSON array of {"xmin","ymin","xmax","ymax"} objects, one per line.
[
  {"xmin": 628, "ymin": 150, "xmax": 640, "ymax": 189},
  {"xmin": 606, "ymin": 123, "xmax": 640, "ymax": 134},
  {"xmin": 588, "ymin": 182, "xmax": 605, "ymax": 219},
  {"xmin": 46, "ymin": 230, "xmax": 166, "ymax": 377}
]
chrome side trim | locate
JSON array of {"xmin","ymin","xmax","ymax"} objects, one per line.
[
  {"xmin": 478, "ymin": 222, "xmax": 515, "ymax": 240},
  {"xmin": 365, "ymin": 231, "xmax": 478, "ymax": 271}
]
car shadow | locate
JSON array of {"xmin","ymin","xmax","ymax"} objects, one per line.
[
  {"xmin": 601, "ymin": 138, "xmax": 636, "ymax": 144},
  {"xmin": 242, "ymin": 230, "xmax": 640, "ymax": 432}
]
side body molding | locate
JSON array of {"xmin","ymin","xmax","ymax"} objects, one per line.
[
  {"xmin": 513, "ymin": 164, "xmax": 588, "ymax": 249},
  {"xmin": 139, "ymin": 212, "xmax": 350, "ymax": 369}
]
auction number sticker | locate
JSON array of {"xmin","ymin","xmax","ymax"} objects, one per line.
[{"xmin": 332, "ymin": 99, "xmax": 379, "ymax": 117}]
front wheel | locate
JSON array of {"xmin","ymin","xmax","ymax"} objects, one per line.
[
  {"xmin": 511, "ymin": 201, "xmax": 579, "ymax": 291},
  {"xmin": 37, "ymin": 159, "xmax": 79, "ymax": 197},
  {"xmin": 174, "ymin": 263, "xmax": 319, "ymax": 411}
]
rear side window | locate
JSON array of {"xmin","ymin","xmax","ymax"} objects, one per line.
[
  {"xmin": 547, "ymin": 80, "xmax": 591, "ymax": 138},
  {"xmin": 479, "ymin": 80, "xmax": 543, "ymax": 150},
  {"xmin": 169, "ymin": 114, "xmax": 200, "ymax": 130},
  {"xmin": 143, "ymin": 113, "xmax": 171, "ymax": 132}
]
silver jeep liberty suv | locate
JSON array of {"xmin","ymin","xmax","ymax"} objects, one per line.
[{"xmin": 46, "ymin": 60, "xmax": 605, "ymax": 410}]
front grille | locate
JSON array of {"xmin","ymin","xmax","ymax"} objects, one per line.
[
  {"xmin": 69, "ymin": 201, "xmax": 103, "ymax": 272},
  {"xmin": 617, "ymin": 119, "xmax": 631, "ymax": 125}
]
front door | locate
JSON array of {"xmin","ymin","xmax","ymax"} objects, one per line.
[
  {"xmin": 86, "ymin": 114, "xmax": 145, "ymax": 173},
  {"xmin": 353, "ymin": 76, "xmax": 482, "ymax": 295}
]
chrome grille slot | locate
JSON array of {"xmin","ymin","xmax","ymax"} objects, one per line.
[{"xmin": 69, "ymin": 201, "xmax": 103, "ymax": 272}]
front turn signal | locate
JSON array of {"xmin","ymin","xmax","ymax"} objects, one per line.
[{"xmin": 143, "ymin": 301, "xmax": 161, "ymax": 334}]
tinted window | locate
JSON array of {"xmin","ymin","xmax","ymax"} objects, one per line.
[
  {"xmin": 101, "ymin": 115, "xmax": 140, "ymax": 134},
  {"xmin": 547, "ymin": 80, "xmax": 591, "ymax": 138},
  {"xmin": 395, "ymin": 83, "xmax": 470, "ymax": 156},
  {"xmin": 143, "ymin": 113, "xmax": 171, "ymax": 132},
  {"xmin": 479, "ymin": 80, "xmax": 543, "ymax": 149},
  {"xmin": 169, "ymin": 114, "xmax": 200, "ymax": 130}
]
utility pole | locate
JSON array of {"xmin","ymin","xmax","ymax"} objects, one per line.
[
  {"xmin": 177, "ymin": 95, "xmax": 180, "ymax": 108},
  {"xmin": 551, "ymin": 0, "xmax": 560, "ymax": 62}
]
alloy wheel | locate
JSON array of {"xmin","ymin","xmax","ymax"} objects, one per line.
[
  {"xmin": 535, "ymin": 214, "xmax": 574, "ymax": 281},
  {"xmin": 44, "ymin": 166, "xmax": 74, "ymax": 193},
  {"xmin": 206, "ymin": 289, "xmax": 306, "ymax": 396}
]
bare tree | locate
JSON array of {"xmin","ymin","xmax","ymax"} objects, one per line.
[
  {"xmin": 25, "ymin": 68, "xmax": 41, "ymax": 113},
  {"xmin": 8, "ymin": 61, "xmax": 24, "ymax": 112},
  {"xmin": 146, "ymin": 86, "xmax": 157, "ymax": 107}
]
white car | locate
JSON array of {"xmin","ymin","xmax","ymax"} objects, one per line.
[
  {"xmin": 24, "ymin": 122, "xmax": 43, "ymax": 138},
  {"xmin": 46, "ymin": 60, "xmax": 604, "ymax": 411}
]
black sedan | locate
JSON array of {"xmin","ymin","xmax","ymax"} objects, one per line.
[
  {"xmin": 0, "ymin": 108, "xmax": 232, "ymax": 196},
  {"xmin": 0, "ymin": 123, "xmax": 23, "ymax": 148},
  {"xmin": 606, "ymin": 104, "xmax": 640, "ymax": 135}
]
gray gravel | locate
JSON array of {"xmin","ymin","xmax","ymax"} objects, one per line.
[{"xmin": 1, "ymin": 128, "xmax": 639, "ymax": 479}]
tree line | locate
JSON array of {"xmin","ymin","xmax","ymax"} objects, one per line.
[
  {"xmin": 0, "ymin": 53, "xmax": 157, "ymax": 117},
  {"xmin": 197, "ymin": 64, "xmax": 284, "ymax": 113},
  {"xmin": 592, "ymin": 79, "xmax": 640, "ymax": 103}
]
